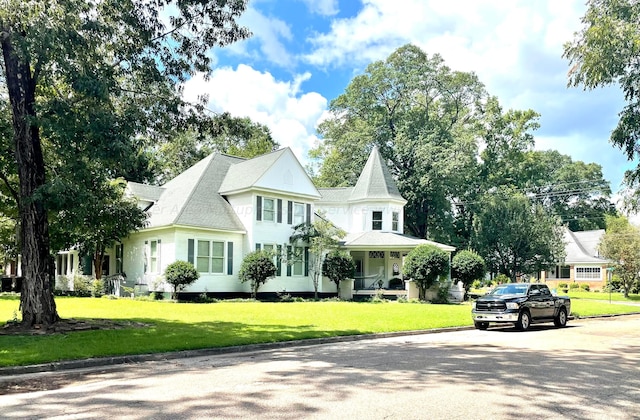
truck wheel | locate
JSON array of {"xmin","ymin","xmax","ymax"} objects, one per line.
[
  {"xmin": 516, "ymin": 310, "xmax": 531, "ymax": 331},
  {"xmin": 554, "ymin": 307, "xmax": 568, "ymax": 328},
  {"xmin": 474, "ymin": 322, "xmax": 489, "ymax": 330}
]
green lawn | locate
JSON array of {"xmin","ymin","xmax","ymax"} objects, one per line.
[
  {"xmin": 0, "ymin": 294, "xmax": 638, "ymax": 368},
  {"xmin": 566, "ymin": 290, "xmax": 640, "ymax": 302}
]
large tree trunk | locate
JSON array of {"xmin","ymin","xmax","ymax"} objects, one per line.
[{"xmin": 1, "ymin": 30, "xmax": 59, "ymax": 326}]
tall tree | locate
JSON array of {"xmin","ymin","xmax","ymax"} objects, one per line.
[
  {"xmin": 563, "ymin": 0, "xmax": 640, "ymax": 199},
  {"xmin": 598, "ymin": 215, "xmax": 640, "ymax": 298},
  {"xmin": 472, "ymin": 190, "xmax": 565, "ymax": 281},
  {"xmin": 311, "ymin": 44, "xmax": 485, "ymax": 243},
  {"xmin": 153, "ymin": 113, "xmax": 278, "ymax": 183},
  {"xmin": 0, "ymin": 0, "xmax": 250, "ymax": 327}
]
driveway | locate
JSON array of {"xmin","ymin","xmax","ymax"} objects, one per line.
[{"xmin": 1, "ymin": 315, "xmax": 639, "ymax": 419}]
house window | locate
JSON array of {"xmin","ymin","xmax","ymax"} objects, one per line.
[
  {"xmin": 392, "ymin": 212, "xmax": 399, "ymax": 232},
  {"xmin": 263, "ymin": 198, "xmax": 275, "ymax": 222},
  {"xmin": 372, "ymin": 211, "xmax": 383, "ymax": 230},
  {"xmin": 115, "ymin": 244, "xmax": 124, "ymax": 274},
  {"xmin": 292, "ymin": 246, "xmax": 304, "ymax": 276},
  {"xmin": 576, "ymin": 267, "xmax": 601, "ymax": 280},
  {"xmin": 147, "ymin": 240, "xmax": 160, "ymax": 274},
  {"xmin": 293, "ymin": 202, "xmax": 305, "ymax": 225},
  {"xmin": 102, "ymin": 256, "xmax": 110, "ymax": 276},
  {"xmin": 558, "ymin": 265, "xmax": 570, "ymax": 279},
  {"xmin": 197, "ymin": 240, "xmax": 225, "ymax": 273}
]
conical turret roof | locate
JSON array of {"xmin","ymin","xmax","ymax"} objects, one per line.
[{"xmin": 349, "ymin": 146, "xmax": 406, "ymax": 202}]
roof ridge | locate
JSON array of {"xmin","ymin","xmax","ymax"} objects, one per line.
[{"xmin": 172, "ymin": 153, "xmax": 220, "ymax": 224}]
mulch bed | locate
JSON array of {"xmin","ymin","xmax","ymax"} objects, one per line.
[{"xmin": 0, "ymin": 318, "xmax": 150, "ymax": 335}]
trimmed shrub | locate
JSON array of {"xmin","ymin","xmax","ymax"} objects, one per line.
[
  {"xmin": 239, "ymin": 251, "xmax": 277, "ymax": 299},
  {"xmin": 164, "ymin": 261, "xmax": 199, "ymax": 300},
  {"xmin": 570, "ymin": 282, "xmax": 580, "ymax": 289},
  {"xmin": 403, "ymin": 244, "xmax": 449, "ymax": 301},
  {"xmin": 580, "ymin": 283, "xmax": 590, "ymax": 291}
]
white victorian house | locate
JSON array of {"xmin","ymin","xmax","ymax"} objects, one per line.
[{"xmin": 55, "ymin": 146, "xmax": 455, "ymax": 299}]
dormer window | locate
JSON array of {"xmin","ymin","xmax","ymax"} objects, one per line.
[{"xmin": 372, "ymin": 211, "xmax": 383, "ymax": 230}]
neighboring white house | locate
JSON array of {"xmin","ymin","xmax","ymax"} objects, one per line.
[
  {"xmin": 55, "ymin": 146, "xmax": 455, "ymax": 298},
  {"xmin": 541, "ymin": 228, "xmax": 610, "ymax": 290}
]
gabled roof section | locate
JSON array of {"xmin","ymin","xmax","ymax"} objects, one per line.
[
  {"xmin": 349, "ymin": 146, "xmax": 406, "ymax": 203},
  {"xmin": 317, "ymin": 187, "xmax": 353, "ymax": 203},
  {"xmin": 219, "ymin": 147, "xmax": 321, "ymax": 199},
  {"xmin": 144, "ymin": 153, "xmax": 246, "ymax": 231},
  {"xmin": 564, "ymin": 228, "xmax": 608, "ymax": 264},
  {"xmin": 126, "ymin": 182, "xmax": 164, "ymax": 202}
]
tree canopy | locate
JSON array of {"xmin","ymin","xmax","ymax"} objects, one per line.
[
  {"xmin": 312, "ymin": 44, "xmax": 615, "ymax": 258},
  {"xmin": 598, "ymin": 215, "xmax": 640, "ymax": 298},
  {"xmin": 472, "ymin": 190, "xmax": 565, "ymax": 281},
  {"xmin": 0, "ymin": 0, "xmax": 250, "ymax": 326},
  {"xmin": 152, "ymin": 113, "xmax": 279, "ymax": 183},
  {"xmin": 564, "ymin": 0, "xmax": 640, "ymax": 203}
]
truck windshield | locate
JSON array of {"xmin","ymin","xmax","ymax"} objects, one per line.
[{"xmin": 489, "ymin": 285, "xmax": 528, "ymax": 295}]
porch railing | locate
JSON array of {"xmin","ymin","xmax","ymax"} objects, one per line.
[{"xmin": 354, "ymin": 271, "xmax": 385, "ymax": 290}]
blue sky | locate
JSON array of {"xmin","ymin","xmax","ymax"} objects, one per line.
[{"xmin": 182, "ymin": 0, "xmax": 635, "ymax": 199}]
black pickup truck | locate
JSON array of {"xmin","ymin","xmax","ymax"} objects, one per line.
[{"xmin": 471, "ymin": 283, "xmax": 571, "ymax": 331}]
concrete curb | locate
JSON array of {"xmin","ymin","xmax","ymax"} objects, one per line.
[{"xmin": 0, "ymin": 325, "xmax": 474, "ymax": 377}]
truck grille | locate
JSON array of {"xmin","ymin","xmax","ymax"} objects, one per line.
[{"xmin": 476, "ymin": 301, "xmax": 506, "ymax": 312}]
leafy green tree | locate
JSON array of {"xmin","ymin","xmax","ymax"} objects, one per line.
[
  {"xmin": 290, "ymin": 215, "xmax": 346, "ymax": 299},
  {"xmin": 239, "ymin": 250, "xmax": 277, "ymax": 299},
  {"xmin": 322, "ymin": 250, "xmax": 355, "ymax": 297},
  {"xmin": 521, "ymin": 151, "xmax": 616, "ymax": 231},
  {"xmin": 451, "ymin": 250, "xmax": 486, "ymax": 294},
  {"xmin": 563, "ymin": 0, "xmax": 640, "ymax": 201},
  {"xmin": 0, "ymin": 0, "xmax": 249, "ymax": 327},
  {"xmin": 164, "ymin": 261, "xmax": 200, "ymax": 300},
  {"xmin": 402, "ymin": 244, "xmax": 450, "ymax": 301},
  {"xmin": 153, "ymin": 113, "xmax": 279, "ymax": 183},
  {"xmin": 50, "ymin": 179, "xmax": 148, "ymax": 281},
  {"xmin": 311, "ymin": 44, "xmax": 485, "ymax": 243},
  {"xmin": 472, "ymin": 190, "xmax": 565, "ymax": 281},
  {"xmin": 598, "ymin": 215, "xmax": 640, "ymax": 298}
]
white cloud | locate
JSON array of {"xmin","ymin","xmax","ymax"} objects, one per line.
[
  {"xmin": 228, "ymin": 6, "xmax": 295, "ymax": 68},
  {"xmin": 182, "ymin": 65, "xmax": 328, "ymax": 163},
  {"xmin": 300, "ymin": 0, "xmax": 339, "ymax": 16}
]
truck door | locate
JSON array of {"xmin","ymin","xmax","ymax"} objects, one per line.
[
  {"xmin": 527, "ymin": 285, "xmax": 545, "ymax": 319},
  {"xmin": 538, "ymin": 285, "xmax": 556, "ymax": 318}
]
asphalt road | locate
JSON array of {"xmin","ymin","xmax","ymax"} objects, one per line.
[{"xmin": 1, "ymin": 315, "xmax": 639, "ymax": 420}]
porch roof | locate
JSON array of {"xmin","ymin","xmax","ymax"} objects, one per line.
[{"xmin": 341, "ymin": 231, "xmax": 455, "ymax": 252}]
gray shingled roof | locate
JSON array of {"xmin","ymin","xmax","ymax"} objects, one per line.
[
  {"xmin": 127, "ymin": 182, "xmax": 164, "ymax": 202},
  {"xmin": 218, "ymin": 148, "xmax": 287, "ymax": 194},
  {"xmin": 342, "ymin": 231, "xmax": 455, "ymax": 251},
  {"xmin": 564, "ymin": 228, "xmax": 608, "ymax": 264},
  {"xmin": 318, "ymin": 147, "xmax": 406, "ymax": 203},
  {"xmin": 317, "ymin": 187, "xmax": 353, "ymax": 202},
  {"xmin": 144, "ymin": 153, "xmax": 246, "ymax": 231},
  {"xmin": 349, "ymin": 146, "xmax": 406, "ymax": 202}
]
